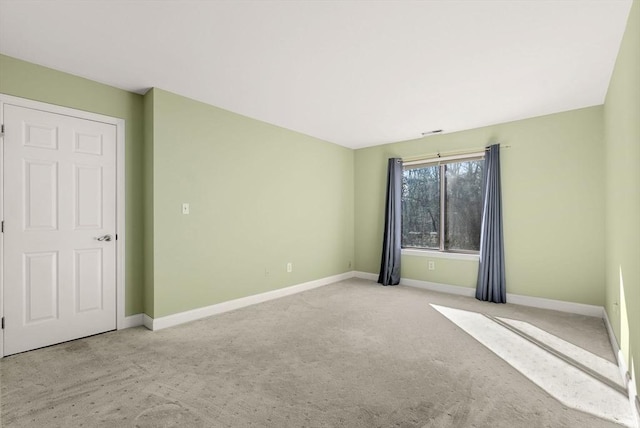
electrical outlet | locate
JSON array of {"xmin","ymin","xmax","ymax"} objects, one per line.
[
  {"xmin": 287, "ymin": 262, "xmax": 293, "ymax": 273},
  {"xmin": 182, "ymin": 203, "xmax": 190, "ymax": 214},
  {"xmin": 428, "ymin": 261, "xmax": 435, "ymax": 271}
]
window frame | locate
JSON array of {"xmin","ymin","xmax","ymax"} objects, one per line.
[{"xmin": 402, "ymin": 152, "xmax": 485, "ymax": 255}]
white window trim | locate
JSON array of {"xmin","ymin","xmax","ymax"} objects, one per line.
[{"xmin": 402, "ymin": 248, "xmax": 479, "ymax": 261}]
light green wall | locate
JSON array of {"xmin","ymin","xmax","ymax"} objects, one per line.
[
  {"xmin": 355, "ymin": 106, "xmax": 605, "ymax": 306},
  {"xmin": 604, "ymin": 0, "xmax": 640, "ymax": 401},
  {"xmin": 149, "ymin": 89, "xmax": 354, "ymax": 317},
  {"xmin": 0, "ymin": 54, "xmax": 145, "ymax": 315},
  {"xmin": 0, "ymin": 55, "xmax": 354, "ymax": 320},
  {"xmin": 142, "ymin": 89, "xmax": 155, "ymax": 317}
]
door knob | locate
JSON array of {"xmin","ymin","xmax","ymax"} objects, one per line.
[{"xmin": 96, "ymin": 234, "xmax": 113, "ymax": 242}]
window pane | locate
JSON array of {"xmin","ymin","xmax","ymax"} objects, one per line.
[
  {"xmin": 444, "ymin": 160, "xmax": 484, "ymax": 251},
  {"xmin": 402, "ymin": 165, "xmax": 440, "ymax": 249}
]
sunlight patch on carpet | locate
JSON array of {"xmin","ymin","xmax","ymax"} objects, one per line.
[
  {"xmin": 431, "ymin": 304, "xmax": 635, "ymax": 427},
  {"xmin": 497, "ymin": 317, "xmax": 624, "ymax": 389}
]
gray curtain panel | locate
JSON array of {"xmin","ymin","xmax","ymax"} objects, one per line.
[
  {"xmin": 378, "ymin": 158, "xmax": 402, "ymax": 286},
  {"xmin": 476, "ymin": 144, "xmax": 506, "ymax": 303}
]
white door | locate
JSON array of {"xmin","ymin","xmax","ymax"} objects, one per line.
[{"xmin": 3, "ymin": 104, "xmax": 117, "ymax": 355}]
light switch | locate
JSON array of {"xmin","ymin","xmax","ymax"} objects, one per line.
[{"xmin": 182, "ymin": 203, "xmax": 190, "ymax": 214}]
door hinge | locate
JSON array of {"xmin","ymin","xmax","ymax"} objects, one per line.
[
  {"xmin": 1, "ymin": 220, "xmax": 3, "ymax": 233},
  {"xmin": 0, "ymin": 124, "xmax": 4, "ymax": 136},
  {"xmin": 1, "ymin": 317, "xmax": 4, "ymax": 329},
  {"xmin": 115, "ymin": 234, "xmax": 118, "ymax": 240}
]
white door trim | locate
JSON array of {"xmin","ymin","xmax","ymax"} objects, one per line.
[{"xmin": 0, "ymin": 94, "xmax": 126, "ymax": 357}]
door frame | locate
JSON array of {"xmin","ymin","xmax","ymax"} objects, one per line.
[{"xmin": 0, "ymin": 94, "xmax": 126, "ymax": 357}]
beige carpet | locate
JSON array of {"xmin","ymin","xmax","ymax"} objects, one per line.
[{"xmin": 0, "ymin": 278, "xmax": 627, "ymax": 427}]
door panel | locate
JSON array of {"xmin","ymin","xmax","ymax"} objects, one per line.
[
  {"xmin": 24, "ymin": 251, "xmax": 59, "ymax": 323},
  {"xmin": 24, "ymin": 159, "xmax": 58, "ymax": 230},
  {"xmin": 75, "ymin": 164, "xmax": 103, "ymax": 229},
  {"xmin": 74, "ymin": 248, "xmax": 103, "ymax": 312},
  {"xmin": 3, "ymin": 104, "xmax": 117, "ymax": 355}
]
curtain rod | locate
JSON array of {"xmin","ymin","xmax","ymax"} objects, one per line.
[{"xmin": 402, "ymin": 144, "xmax": 511, "ymax": 164}]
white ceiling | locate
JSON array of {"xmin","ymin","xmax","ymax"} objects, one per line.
[{"xmin": 0, "ymin": 0, "xmax": 632, "ymax": 149}]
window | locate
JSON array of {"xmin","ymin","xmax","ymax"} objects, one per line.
[{"xmin": 401, "ymin": 154, "xmax": 484, "ymax": 253}]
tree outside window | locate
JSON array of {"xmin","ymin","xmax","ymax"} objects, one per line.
[{"xmin": 402, "ymin": 157, "xmax": 484, "ymax": 252}]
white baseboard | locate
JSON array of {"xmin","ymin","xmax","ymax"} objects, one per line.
[
  {"xmin": 355, "ymin": 271, "xmax": 603, "ymax": 317},
  {"xmin": 143, "ymin": 314, "xmax": 153, "ymax": 330},
  {"xmin": 145, "ymin": 271, "xmax": 354, "ymax": 331},
  {"xmin": 603, "ymin": 308, "xmax": 640, "ymax": 427},
  {"xmin": 603, "ymin": 308, "xmax": 628, "ymax": 384},
  {"xmin": 119, "ymin": 313, "xmax": 144, "ymax": 329},
  {"xmin": 505, "ymin": 293, "xmax": 603, "ymax": 318},
  {"xmin": 401, "ymin": 277, "xmax": 476, "ymax": 297}
]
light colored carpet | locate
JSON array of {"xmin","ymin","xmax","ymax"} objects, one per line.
[
  {"xmin": 432, "ymin": 305, "xmax": 633, "ymax": 426},
  {"xmin": 0, "ymin": 278, "xmax": 628, "ymax": 427}
]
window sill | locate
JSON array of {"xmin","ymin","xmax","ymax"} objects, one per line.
[{"xmin": 401, "ymin": 248, "xmax": 479, "ymax": 261}]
